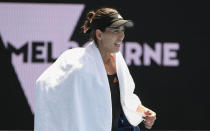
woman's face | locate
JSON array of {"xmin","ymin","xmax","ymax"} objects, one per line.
[{"xmin": 98, "ymin": 26, "xmax": 125, "ymax": 54}]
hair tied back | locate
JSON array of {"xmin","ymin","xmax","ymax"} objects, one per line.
[{"xmin": 83, "ymin": 11, "xmax": 95, "ymax": 33}]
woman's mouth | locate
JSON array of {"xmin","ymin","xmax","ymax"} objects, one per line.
[{"xmin": 115, "ymin": 43, "xmax": 121, "ymax": 47}]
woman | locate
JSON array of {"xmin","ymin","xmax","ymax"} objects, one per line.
[{"xmin": 35, "ymin": 8, "xmax": 156, "ymax": 131}]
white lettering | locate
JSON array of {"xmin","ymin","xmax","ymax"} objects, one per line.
[
  {"xmin": 163, "ymin": 42, "xmax": 180, "ymax": 66},
  {"xmin": 143, "ymin": 43, "xmax": 161, "ymax": 66},
  {"xmin": 125, "ymin": 42, "xmax": 142, "ymax": 66}
]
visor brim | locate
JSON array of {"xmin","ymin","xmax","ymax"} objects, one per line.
[{"xmin": 109, "ymin": 20, "xmax": 134, "ymax": 28}]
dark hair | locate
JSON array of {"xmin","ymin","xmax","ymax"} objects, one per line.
[{"xmin": 82, "ymin": 8, "xmax": 119, "ymax": 45}]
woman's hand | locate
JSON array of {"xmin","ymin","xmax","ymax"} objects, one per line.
[{"xmin": 136, "ymin": 105, "xmax": 156, "ymax": 129}]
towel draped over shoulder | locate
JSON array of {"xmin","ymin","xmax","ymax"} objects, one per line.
[{"xmin": 34, "ymin": 41, "xmax": 143, "ymax": 131}]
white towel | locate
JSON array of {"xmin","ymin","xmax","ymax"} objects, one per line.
[{"xmin": 34, "ymin": 41, "xmax": 143, "ymax": 131}]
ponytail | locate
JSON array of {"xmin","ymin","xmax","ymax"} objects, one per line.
[{"xmin": 82, "ymin": 11, "xmax": 95, "ymax": 34}]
